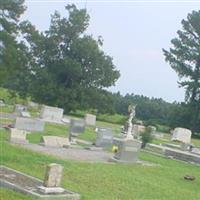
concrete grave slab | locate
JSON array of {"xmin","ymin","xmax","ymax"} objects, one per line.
[
  {"xmin": 40, "ymin": 105, "xmax": 63, "ymax": 123},
  {"xmin": 171, "ymin": 127, "xmax": 192, "ymax": 144},
  {"xmin": 20, "ymin": 111, "xmax": 31, "ymax": 118},
  {"xmin": 85, "ymin": 114, "xmax": 96, "ymax": 126},
  {"xmin": 15, "ymin": 117, "xmax": 45, "ymax": 132},
  {"xmin": 0, "ymin": 165, "xmax": 80, "ymax": 199},
  {"xmin": 41, "ymin": 136, "xmax": 70, "ymax": 148}
]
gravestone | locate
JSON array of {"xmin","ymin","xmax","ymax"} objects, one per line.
[
  {"xmin": 69, "ymin": 119, "xmax": 85, "ymax": 137},
  {"xmin": 20, "ymin": 111, "xmax": 31, "ymax": 118},
  {"xmin": 28, "ymin": 101, "xmax": 39, "ymax": 109},
  {"xmin": 41, "ymin": 136, "xmax": 70, "ymax": 148},
  {"xmin": 40, "ymin": 105, "xmax": 64, "ymax": 123},
  {"xmin": 85, "ymin": 114, "xmax": 96, "ymax": 126},
  {"xmin": 0, "ymin": 100, "xmax": 5, "ymax": 106},
  {"xmin": 171, "ymin": 127, "xmax": 192, "ymax": 144},
  {"xmin": 132, "ymin": 124, "xmax": 146, "ymax": 138},
  {"xmin": 0, "ymin": 165, "xmax": 80, "ymax": 199},
  {"xmin": 15, "ymin": 117, "xmax": 44, "ymax": 132},
  {"xmin": 95, "ymin": 127, "xmax": 114, "ymax": 147},
  {"xmin": 15, "ymin": 104, "xmax": 27, "ymax": 116},
  {"xmin": 10, "ymin": 128, "xmax": 28, "ymax": 144},
  {"xmin": 112, "ymin": 138, "xmax": 142, "ymax": 163}
]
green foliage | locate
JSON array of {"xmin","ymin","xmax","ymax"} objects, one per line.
[
  {"xmin": 0, "ymin": 0, "xmax": 27, "ymax": 84},
  {"xmin": 140, "ymin": 126, "xmax": 153, "ymax": 148},
  {"xmin": 163, "ymin": 10, "xmax": 200, "ymax": 132},
  {"xmin": 7, "ymin": 4, "xmax": 119, "ymax": 113}
]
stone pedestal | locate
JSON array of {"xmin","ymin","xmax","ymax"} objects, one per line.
[
  {"xmin": 112, "ymin": 138, "xmax": 142, "ymax": 163},
  {"xmin": 43, "ymin": 163, "xmax": 63, "ymax": 188}
]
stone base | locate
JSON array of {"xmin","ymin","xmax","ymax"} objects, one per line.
[
  {"xmin": 38, "ymin": 186, "xmax": 65, "ymax": 194},
  {"xmin": 10, "ymin": 138, "xmax": 29, "ymax": 144},
  {"xmin": 112, "ymin": 138, "xmax": 142, "ymax": 163}
]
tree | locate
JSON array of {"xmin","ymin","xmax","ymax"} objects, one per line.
[
  {"xmin": 163, "ymin": 10, "xmax": 200, "ymax": 132},
  {"xmin": 0, "ymin": 0, "xmax": 26, "ymax": 84},
  {"xmin": 11, "ymin": 4, "xmax": 120, "ymax": 112}
]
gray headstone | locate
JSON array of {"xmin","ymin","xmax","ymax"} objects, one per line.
[
  {"xmin": 95, "ymin": 127, "xmax": 114, "ymax": 147},
  {"xmin": 15, "ymin": 104, "xmax": 27, "ymax": 114},
  {"xmin": 85, "ymin": 114, "xmax": 96, "ymax": 126},
  {"xmin": 41, "ymin": 136, "xmax": 70, "ymax": 148},
  {"xmin": 10, "ymin": 128, "xmax": 29, "ymax": 144},
  {"xmin": 69, "ymin": 119, "xmax": 85, "ymax": 137},
  {"xmin": 20, "ymin": 111, "xmax": 31, "ymax": 118},
  {"xmin": 28, "ymin": 101, "xmax": 39, "ymax": 109},
  {"xmin": 40, "ymin": 105, "xmax": 64, "ymax": 123},
  {"xmin": 43, "ymin": 163, "xmax": 63, "ymax": 187},
  {"xmin": 113, "ymin": 138, "xmax": 142, "ymax": 163},
  {"xmin": 15, "ymin": 117, "xmax": 45, "ymax": 132}
]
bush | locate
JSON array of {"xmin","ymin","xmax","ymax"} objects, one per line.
[{"xmin": 140, "ymin": 127, "xmax": 153, "ymax": 148}]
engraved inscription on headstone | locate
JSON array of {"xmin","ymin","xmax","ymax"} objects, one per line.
[
  {"xmin": 69, "ymin": 119, "xmax": 85, "ymax": 137},
  {"xmin": 10, "ymin": 128, "xmax": 28, "ymax": 144},
  {"xmin": 95, "ymin": 127, "xmax": 113, "ymax": 147}
]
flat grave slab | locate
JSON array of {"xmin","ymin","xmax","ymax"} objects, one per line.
[
  {"xmin": 41, "ymin": 136, "xmax": 70, "ymax": 148},
  {"xmin": 0, "ymin": 165, "xmax": 80, "ymax": 200}
]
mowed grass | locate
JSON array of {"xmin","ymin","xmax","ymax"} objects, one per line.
[{"xmin": 1, "ymin": 129, "xmax": 200, "ymax": 200}]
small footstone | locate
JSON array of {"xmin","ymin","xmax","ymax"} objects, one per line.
[
  {"xmin": 38, "ymin": 186, "xmax": 65, "ymax": 194},
  {"xmin": 184, "ymin": 175, "xmax": 195, "ymax": 181}
]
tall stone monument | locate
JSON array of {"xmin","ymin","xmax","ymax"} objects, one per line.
[{"xmin": 112, "ymin": 105, "xmax": 142, "ymax": 163}]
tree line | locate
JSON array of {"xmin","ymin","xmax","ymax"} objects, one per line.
[{"xmin": 0, "ymin": 1, "xmax": 200, "ymax": 133}]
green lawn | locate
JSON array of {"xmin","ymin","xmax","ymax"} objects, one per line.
[{"xmin": 1, "ymin": 129, "xmax": 200, "ymax": 200}]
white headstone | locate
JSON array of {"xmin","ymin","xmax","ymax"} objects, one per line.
[
  {"xmin": 85, "ymin": 114, "xmax": 96, "ymax": 126},
  {"xmin": 171, "ymin": 127, "xmax": 192, "ymax": 144},
  {"xmin": 40, "ymin": 105, "xmax": 64, "ymax": 123},
  {"xmin": 41, "ymin": 136, "xmax": 70, "ymax": 147},
  {"xmin": 15, "ymin": 117, "xmax": 45, "ymax": 132},
  {"xmin": 132, "ymin": 124, "xmax": 146, "ymax": 137},
  {"xmin": 20, "ymin": 111, "xmax": 31, "ymax": 118},
  {"xmin": 28, "ymin": 101, "xmax": 39, "ymax": 109},
  {"xmin": 10, "ymin": 128, "xmax": 28, "ymax": 144}
]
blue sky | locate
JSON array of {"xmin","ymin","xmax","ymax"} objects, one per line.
[{"xmin": 23, "ymin": 0, "xmax": 200, "ymax": 102}]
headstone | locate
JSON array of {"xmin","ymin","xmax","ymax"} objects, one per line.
[
  {"xmin": 85, "ymin": 114, "xmax": 96, "ymax": 126},
  {"xmin": 20, "ymin": 111, "xmax": 31, "ymax": 118},
  {"xmin": 10, "ymin": 128, "xmax": 28, "ymax": 144},
  {"xmin": 69, "ymin": 119, "xmax": 85, "ymax": 137},
  {"xmin": 112, "ymin": 138, "xmax": 142, "ymax": 163},
  {"xmin": 95, "ymin": 127, "xmax": 114, "ymax": 147},
  {"xmin": 171, "ymin": 127, "xmax": 192, "ymax": 144},
  {"xmin": 62, "ymin": 117, "xmax": 70, "ymax": 124},
  {"xmin": 43, "ymin": 163, "xmax": 63, "ymax": 187},
  {"xmin": 41, "ymin": 136, "xmax": 70, "ymax": 148},
  {"xmin": 15, "ymin": 104, "xmax": 27, "ymax": 114},
  {"xmin": 28, "ymin": 101, "xmax": 39, "ymax": 109},
  {"xmin": 40, "ymin": 105, "xmax": 64, "ymax": 123},
  {"xmin": 0, "ymin": 100, "xmax": 5, "ymax": 106},
  {"xmin": 15, "ymin": 117, "xmax": 45, "ymax": 132},
  {"xmin": 132, "ymin": 124, "xmax": 146, "ymax": 138}
]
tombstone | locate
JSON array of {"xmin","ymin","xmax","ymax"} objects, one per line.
[
  {"xmin": 95, "ymin": 127, "xmax": 114, "ymax": 147},
  {"xmin": 85, "ymin": 114, "xmax": 96, "ymax": 126},
  {"xmin": 112, "ymin": 138, "xmax": 142, "ymax": 163},
  {"xmin": 0, "ymin": 100, "xmax": 5, "ymax": 106},
  {"xmin": 132, "ymin": 124, "xmax": 146, "ymax": 138},
  {"xmin": 20, "ymin": 111, "xmax": 31, "ymax": 118},
  {"xmin": 10, "ymin": 128, "xmax": 28, "ymax": 144},
  {"xmin": 15, "ymin": 104, "xmax": 27, "ymax": 114},
  {"xmin": 15, "ymin": 117, "xmax": 45, "ymax": 132},
  {"xmin": 171, "ymin": 127, "xmax": 192, "ymax": 144},
  {"xmin": 28, "ymin": 101, "xmax": 39, "ymax": 109},
  {"xmin": 41, "ymin": 136, "xmax": 70, "ymax": 148},
  {"xmin": 69, "ymin": 119, "xmax": 85, "ymax": 137},
  {"xmin": 40, "ymin": 105, "xmax": 64, "ymax": 123}
]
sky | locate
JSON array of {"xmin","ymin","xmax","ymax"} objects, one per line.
[{"xmin": 23, "ymin": 0, "xmax": 200, "ymax": 103}]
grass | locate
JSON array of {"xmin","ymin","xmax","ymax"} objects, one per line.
[
  {"xmin": 0, "ymin": 105, "xmax": 14, "ymax": 113},
  {"xmin": 1, "ymin": 129, "xmax": 200, "ymax": 200}
]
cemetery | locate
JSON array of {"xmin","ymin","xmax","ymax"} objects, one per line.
[{"xmin": 1, "ymin": 2, "xmax": 200, "ymax": 200}]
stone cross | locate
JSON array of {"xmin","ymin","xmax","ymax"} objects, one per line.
[{"xmin": 43, "ymin": 163, "xmax": 63, "ymax": 187}]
